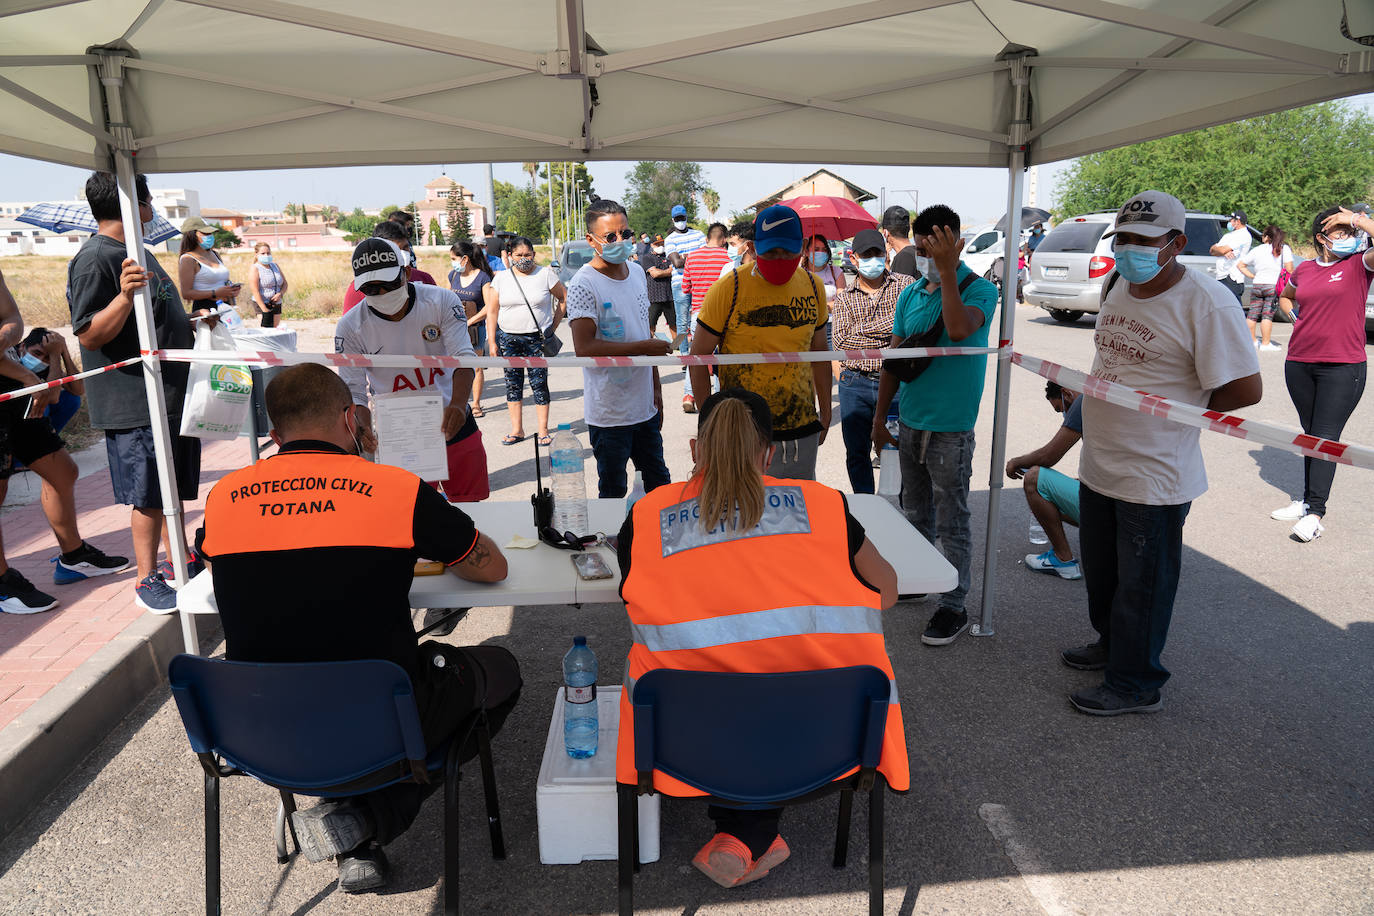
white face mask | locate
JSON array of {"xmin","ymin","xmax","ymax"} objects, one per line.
[
  {"xmin": 913, "ymin": 255, "xmax": 932, "ymax": 278},
  {"xmin": 364, "ymin": 283, "xmax": 409, "ymax": 316},
  {"xmin": 673, "ymin": 220, "xmax": 687, "ymax": 231}
]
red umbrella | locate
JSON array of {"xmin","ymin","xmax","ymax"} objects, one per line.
[{"xmin": 779, "ymin": 195, "xmax": 878, "ymax": 240}]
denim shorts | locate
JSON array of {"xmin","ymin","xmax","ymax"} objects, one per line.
[{"xmin": 105, "ymin": 425, "xmax": 202, "ymax": 508}]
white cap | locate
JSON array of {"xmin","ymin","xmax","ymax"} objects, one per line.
[{"xmin": 1104, "ymin": 190, "xmax": 1186, "ymax": 239}]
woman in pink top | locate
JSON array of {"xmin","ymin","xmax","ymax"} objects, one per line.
[{"xmin": 1270, "ymin": 206, "xmax": 1373, "ymax": 542}]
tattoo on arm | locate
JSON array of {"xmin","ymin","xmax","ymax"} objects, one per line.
[{"xmin": 461, "ymin": 537, "xmax": 492, "ymax": 570}]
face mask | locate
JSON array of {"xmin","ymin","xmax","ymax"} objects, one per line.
[
  {"xmin": 652, "ymin": 246, "xmax": 665, "ymax": 255},
  {"xmin": 344, "ymin": 407, "xmax": 363, "ymax": 456},
  {"xmin": 199, "ymin": 234, "xmax": 215, "ymax": 250},
  {"xmin": 364, "ymin": 283, "xmax": 409, "ymax": 316},
  {"xmin": 256, "ymin": 253, "xmax": 273, "ymax": 265},
  {"xmin": 755, "ymin": 255, "xmax": 801, "ymax": 285},
  {"xmin": 1114, "ymin": 242, "xmax": 1171, "ymax": 284},
  {"xmin": 404, "ymin": 250, "xmax": 416, "ymax": 268},
  {"xmin": 913, "ymin": 255, "xmax": 932, "ymax": 277},
  {"xmin": 19, "ymin": 352, "xmax": 46, "ymax": 374},
  {"xmin": 810, "ymin": 251, "xmax": 829, "ymax": 268},
  {"xmin": 513, "ymin": 256, "xmax": 535, "ymax": 273},
  {"xmin": 1328, "ymin": 236, "xmax": 1362, "ymax": 257},
  {"xmin": 599, "ymin": 240, "xmax": 632, "ymax": 264},
  {"xmin": 673, "ymin": 220, "xmax": 687, "ymax": 231},
  {"xmin": 857, "ymin": 257, "xmax": 887, "ymax": 279}
]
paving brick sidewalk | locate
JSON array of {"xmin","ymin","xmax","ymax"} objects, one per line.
[{"xmin": 0, "ymin": 436, "xmax": 251, "ymax": 728}]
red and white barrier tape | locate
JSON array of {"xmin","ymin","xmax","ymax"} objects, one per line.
[
  {"xmin": 1012, "ymin": 351, "xmax": 1374, "ymax": 470},
  {"xmin": 0, "ymin": 356, "xmax": 143, "ymax": 405},
  {"xmin": 148, "ymin": 344, "xmax": 1008, "ymax": 370}
]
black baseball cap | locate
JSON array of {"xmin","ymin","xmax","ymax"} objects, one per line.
[
  {"xmin": 351, "ymin": 237, "xmax": 404, "ymax": 285},
  {"xmin": 698, "ymin": 388, "xmax": 773, "ymax": 441},
  {"xmin": 1228, "ymin": 210, "xmax": 1248, "ymax": 224},
  {"xmin": 852, "ymin": 229, "xmax": 885, "ymax": 256}
]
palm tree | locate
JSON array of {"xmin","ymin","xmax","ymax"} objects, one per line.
[
  {"xmin": 703, "ymin": 189, "xmax": 720, "ymax": 221},
  {"xmin": 522, "ymin": 162, "xmax": 539, "ymax": 190}
]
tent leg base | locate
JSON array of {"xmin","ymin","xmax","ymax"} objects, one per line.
[{"xmin": 970, "ymin": 623, "xmax": 995, "ymax": 638}]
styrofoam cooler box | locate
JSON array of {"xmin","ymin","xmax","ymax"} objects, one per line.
[{"xmin": 536, "ymin": 686, "xmax": 660, "ymax": 864}]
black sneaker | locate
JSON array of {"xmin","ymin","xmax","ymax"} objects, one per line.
[
  {"xmin": 921, "ymin": 609, "xmax": 968, "ymax": 646},
  {"xmin": 52, "ymin": 541, "xmax": 132, "ymax": 584},
  {"xmin": 290, "ymin": 801, "xmax": 376, "ymax": 864},
  {"xmin": 1061, "ymin": 641, "xmax": 1108, "ymax": 670},
  {"xmin": 0, "ymin": 568, "xmax": 58, "ymax": 614},
  {"xmin": 419, "ymin": 607, "xmax": 467, "ymax": 637},
  {"xmin": 1069, "ymin": 684, "xmax": 1162, "ymax": 716},
  {"xmin": 337, "ymin": 843, "xmax": 389, "ymax": 893}
]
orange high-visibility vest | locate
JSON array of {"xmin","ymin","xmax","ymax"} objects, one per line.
[
  {"xmin": 200, "ymin": 449, "xmax": 421, "ymax": 556},
  {"xmin": 616, "ymin": 475, "xmax": 909, "ymax": 794}
]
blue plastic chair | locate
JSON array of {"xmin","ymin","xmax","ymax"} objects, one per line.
[
  {"xmin": 168, "ymin": 654, "xmax": 504, "ymax": 916},
  {"xmin": 618, "ymin": 666, "xmax": 893, "ymax": 915}
]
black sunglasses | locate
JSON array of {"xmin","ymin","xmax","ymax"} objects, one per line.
[
  {"xmin": 595, "ymin": 230, "xmax": 634, "ymax": 242},
  {"xmin": 538, "ymin": 527, "xmax": 598, "ymax": 551}
]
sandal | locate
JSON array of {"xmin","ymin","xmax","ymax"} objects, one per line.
[
  {"xmin": 537, "ymin": 434, "xmax": 553, "ymax": 447},
  {"xmin": 501, "ymin": 433, "xmax": 526, "ymax": 446},
  {"xmin": 471, "ymin": 406, "xmax": 485, "ymax": 418}
]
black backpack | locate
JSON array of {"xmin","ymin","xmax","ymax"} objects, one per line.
[{"xmin": 882, "ymin": 272, "xmax": 978, "ymax": 383}]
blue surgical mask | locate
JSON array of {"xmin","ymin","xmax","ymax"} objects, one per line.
[
  {"xmin": 810, "ymin": 251, "xmax": 829, "ymax": 268},
  {"xmin": 256, "ymin": 253, "xmax": 273, "ymax": 265},
  {"xmin": 199, "ymin": 234, "xmax": 215, "ymax": 250},
  {"xmin": 857, "ymin": 256, "xmax": 887, "ymax": 279},
  {"xmin": 1114, "ymin": 243, "xmax": 1170, "ymax": 284},
  {"xmin": 600, "ymin": 240, "xmax": 632, "ymax": 264},
  {"xmin": 1328, "ymin": 236, "xmax": 1362, "ymax": 257},
  {"xmin": 913, "ymin": 255, "xmax": 932, "ymax": 278},
  {"xmin": 19, "ymin": 352, "xmax": 46, "ymax": 374}
]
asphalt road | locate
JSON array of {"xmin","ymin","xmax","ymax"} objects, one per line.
[{"xmin": 0, "ymin": 303, "xmax": 1370, "ymax": 915}]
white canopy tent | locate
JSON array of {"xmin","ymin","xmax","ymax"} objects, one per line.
[{"xmin": 2, "ymin": 0, "xmax": 1372, "ymax": 651}]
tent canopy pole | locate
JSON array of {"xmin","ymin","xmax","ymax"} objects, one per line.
[
  {"xmin": 94, "ymin": 49, "xmax": 197, "ymax": 655},
  {"xmin": 974, "ymin": 55, "xmax": 1031, "ymax": 638}
]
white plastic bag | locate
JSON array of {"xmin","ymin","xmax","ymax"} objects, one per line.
[{"xmin": 179, "ymin": 321, "xmax": 253, "ymax": 440}]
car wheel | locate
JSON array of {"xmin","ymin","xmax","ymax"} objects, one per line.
[{"xmin": 1048, "ymin": 309, "xmax": 1084, "ymax": 323}]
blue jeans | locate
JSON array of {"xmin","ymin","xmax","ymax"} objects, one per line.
[
  {"xmin": 672, "ymin": 274, "xmax": 695, "ymax": 397},
  {"xmin": 838, "ymin": 370, "xmax": 880, "ymax": 493},
  {"xmin": 898, "ymin": 426, "xmax": 974, "ymax": 613},
  {"xmin": 1079, "ymin": 483, "xmax": 1191, "ymax": 696},
  {"xmin": 586, "ymin": 415, "xmax": 670, "ymax": 499}
]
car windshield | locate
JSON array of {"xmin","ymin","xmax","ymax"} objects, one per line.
[
  {"xmin": 965, "ymin": 231, "xmax": 1000, "ymax": 253},
  {"xmin": 562, "ymin": 244, "xmax": 594, "ymax": 269},
  {"xmin": 1037, "ymin": 221, "xmax": 1110, "ymax": 253}
]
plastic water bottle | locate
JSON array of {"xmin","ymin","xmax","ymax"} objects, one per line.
[
  {"xmin": 550, "ymin": 424, "xmax": 589, "ymax": 536},
  {"xmin": 877, "ymin": 418, "xmax": 901, "ymax": 495},
  {"xmin": 563, "ymin": 636, "xmax": 598, "ymax": 759},
  {"xmin": 1030, "ymin": 524, "xmax": 1049, "ymax": 545},
  {"xmin": 626, "ymin": 470, "xmax": 646, "ymax": 515}
]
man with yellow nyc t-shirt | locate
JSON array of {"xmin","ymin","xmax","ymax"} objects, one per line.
[{"xmin": 688, "ymin": 205, "xmax": 831, "ymax": 480}]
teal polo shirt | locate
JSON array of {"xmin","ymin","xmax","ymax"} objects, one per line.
[{"xmin": 891, "ymin": 262, "xmax": 999, "ymax": 432}]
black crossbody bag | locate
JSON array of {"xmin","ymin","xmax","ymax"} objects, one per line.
[{"xmin": 882, "ymin": 272, "xmax": 977, "ymax": 383}]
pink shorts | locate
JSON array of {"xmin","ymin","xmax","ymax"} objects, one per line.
[{"xmin": 433, "ymin": 429, "xmax": 490, "ymax": 502}]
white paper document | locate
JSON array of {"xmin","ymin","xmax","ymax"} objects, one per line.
[{"xmin": 372, "ymin": 392, "xmax": 448, "ymax": 481}]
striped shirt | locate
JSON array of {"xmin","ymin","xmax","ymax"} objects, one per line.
[
  {"xmin": 681, "ymin": 246, "xmax": 733, "ymax": 315},
  {"xmin": 830, "ymin": 272, "xmax": 915, "ymax": 373},
  {"xmin": 663, "ymin": 227, "xmax": 705, "ymax": 276}
]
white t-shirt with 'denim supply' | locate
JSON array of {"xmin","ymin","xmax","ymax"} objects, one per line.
[
  {"xmin": 566, "ymin": 262, "xmax": 658, "ymax": 429},
  {"xmin": 1080, "ymin": 267, "xmax": 1259, "ymax": 506}
]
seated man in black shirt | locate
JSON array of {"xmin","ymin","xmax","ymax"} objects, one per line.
[{"xmin": 196, "ymin": 363, "xmax": 522, "ymax": 893}]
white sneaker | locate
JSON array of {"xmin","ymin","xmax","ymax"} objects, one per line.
[
  {"xmin": 1291, "ymin": 514, "xmax": 1324, "ymax": 542},
  {"xmin": 1270, "ymin": 500, "xmax": 1307, "ymax": 521},
  {"xmin": 1252, "ymin": 339, "xmax": 1260, "ymax": 348},
  {"xmin": 1259, "ymin": 342, "xmax": 1283, "ymax": 351}
]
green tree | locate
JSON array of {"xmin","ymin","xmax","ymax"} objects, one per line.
[
  {"xmin": 494, "ymin": 180, "xmax": 547, "ymax": 240},
  {"xmin": 211, "ymin": 227, "xmax": 241, "ymax": 248},
  {"xmin": 1053, "ymin": 101, "xmax": 1374, "ymax": 241},
  {"xmin": 703, "ymin": 189, "xmax": 720, "ymax": 221},
  {"xmin": 379, "ymin": 204, "xmax": 400, "ymax": 219},
  {"xmin": 445, "ymin": 179, "xmax": 473, "ymax": 244},
  {"xmin": 282, "ymin": 202, "xmax": 299, "ymax": 221},
  {"xmin": 338, "ymin": 207, "xmax": 373, "ymax": 243},
  {"xmin": 624, "ymin": 161, "xmax": 711, "ymax": 239},
  {"xmin": 539, "ymin": 162, "xmax": 596, "ymax": 244},
  {"xmin": 300, "ymin": 202, "xmax": 308, "ymax": 225},
  {"xmin": 521, "ymin": 161, "xmax": 539, "ymax": 189},
  {"xmin": 427, "ymin": 216, "xmax": 443, "ymax": 246}
]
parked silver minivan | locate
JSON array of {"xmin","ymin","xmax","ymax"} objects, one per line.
[{"xmin": 1024, "ymin": 211, "xmax": 1261, "ymax": 323}]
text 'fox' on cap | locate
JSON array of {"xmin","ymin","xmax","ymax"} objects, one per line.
[
  {"xmin": 351, "ymin": 237, "xmax": 405, "ymax": 286},
  {"xmin": 1103, "ymin": 191, "xmax": 1186, "ymax": 239},
  {"xmin": 753, "ymin": 205, "xmax": 804, "ymax": 255}
]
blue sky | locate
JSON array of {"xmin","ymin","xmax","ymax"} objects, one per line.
[{"xmin": 3, "ymin": 93, "xmax": 1369, "ymax": 230}]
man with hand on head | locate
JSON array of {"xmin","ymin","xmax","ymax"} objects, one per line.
[
  {"xmin": 567, "ymin": 199, "xmax": 673, "ymax": 498},
  {"xmin": 871, "ymin": 204, "xmax": 1000, "ymax": 647},
  {"xmin": 1064, "ymin": 190, "xmax": 1260, "ymax": 716},
  {"xmin": 690, "ymin": 205, "xmax": 831, "ymax": 480},
  {"xmin": 196, "ymin": 363, "xmax": 520, "ymax": 893},
  {"xmin": 335, "ymin": 237, "xmax": 489, "ymax": 503}
]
